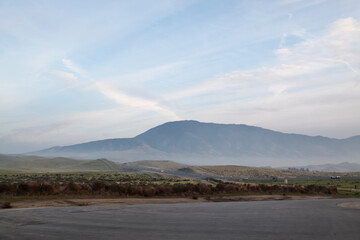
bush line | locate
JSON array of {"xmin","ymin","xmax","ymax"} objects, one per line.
[{"xmin": 0, "ymin": 181, "xmax": 337, "ymax": 197}]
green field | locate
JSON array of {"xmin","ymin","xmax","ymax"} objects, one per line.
[{"xmin": 246, "ymin": 178, "xmax": 360, "ymax": 197}]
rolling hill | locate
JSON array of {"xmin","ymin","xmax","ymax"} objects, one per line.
[
  {"xmin": 124, "ymin": 160, "xmax": 189, "ymax": 171},
  {"xmin": 124, "ymin": 160, "xmax": 360, "ymax": 179},
  {"xmin": 0, "ymin": 154, "xmax": 122, "ymax": 172},
  {"xmin": 288, "ymin": 162, "xmax": 360, "ymax": 172},
  {"xmin": 29, "ymin": 120, "xmax": 360, "ymax": 166}
]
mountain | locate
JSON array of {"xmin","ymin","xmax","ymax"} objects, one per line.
[
  {"xmin": 0, "ymin": 154, "xmax": 122, "ymax": 172},
  {"xmin": 29, "ymin": 120, "xmax": 360, "ymax": 166}
]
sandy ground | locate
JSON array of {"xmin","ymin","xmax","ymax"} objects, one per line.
[
  {"xmin": 1, "ymin": 195, "xmax": 337, "ymax": 209},
  {"xmin": 337, "ymin": 201, "xmax": 360, "ymax": 209}
]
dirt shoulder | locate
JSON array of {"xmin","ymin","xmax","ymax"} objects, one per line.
[
  {"xmin": 337, "ymin": 201, "xmax": 360, "ymax": 209},
  {"xmin": 1, "ymin": 195, "xmax": 337, "ymax": 209}
]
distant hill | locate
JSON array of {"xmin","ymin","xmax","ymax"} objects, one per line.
[
  {"xmin": 190, "ymin": 165, "xmax": 360, "ymax": 179},
  {"xmin": 123, "ymin": 160, "xmax": 360, "ymax": 179},
  {"xmin": 287, "ymin": 162, "xmax": 360, "ymax": 172},
  {"xmin": 0, "ymin": 154, "xmax": 122, "ymax": 172},
  {"xmin": 1, "ymin": 155, "xmax": 359, "ymax": 178},
  {"xmin": 29, "ymin": 120, "xmax": 360, "ymax": 166},
  {"xmin": 125, "ymin": 160, "xmax": 188, "ymax": 171}
]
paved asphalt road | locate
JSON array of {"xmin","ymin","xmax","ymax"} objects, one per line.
[{"xmin": 1, "ymin": 199, "xmax": 359, "ymax": 240}]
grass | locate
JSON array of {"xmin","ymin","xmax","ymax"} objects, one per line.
[
  {"xmin": 248, "ymin": 179, "xmax": 360, "ymax": 188},
  {"xmin": 1, "ymin": 170, "xmax": 358, "ymax": 202},
  {"xmin": 246, "ymin": 178, "xmax": 360, "ymax": 197},
  {"xmin": 194, "ymin": 165, "xmax": 360, "ymax": 179},
  {"xmin": 0, "ymin": 170, "xmax": 197, "ymax": 185}
]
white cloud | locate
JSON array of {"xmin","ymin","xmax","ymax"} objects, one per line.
[
  {"xmin": 277, "ymin": 18, "xmax": 360, "ymax": 62},
  {"xmin": 48, "ymin": 70, "xmax": 78, "ymax": 84},
  {"xmin": 277, "ymin": 0, "xmax": 326, "ymax": 6},
  {"xmin": 92, "ymin": 82, "xmax": 180, "ymax": 120},
  {"xmin": 183, "ymin": 76, "xmax": 360, "ymax": 137},
  {"xmin": 279, "ymin": 33, "xmax": 287, "ymax": 48},
  {"xmin": 171, "ymin": 17, "xmax": 360, "ymax": 99},
  {"xmin": 61, "ymin": 58, "xmax": 88, "ymax": 78},
  {"xmin": 111, "ymin": 61, "xmax": 185, "ymax": 84}
]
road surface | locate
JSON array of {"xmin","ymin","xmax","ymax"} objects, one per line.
[{"xmin": 1, "ymin": 199, "xmax": 359, "ymax": 240}]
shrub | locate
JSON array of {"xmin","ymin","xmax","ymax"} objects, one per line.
[
  {"xmin": 64, "ymin": 181, "xmax": 81, "ymax": 193},
  {"xmin": 1, "ymin": 202, "xmax": 12, "ymax": 209}
]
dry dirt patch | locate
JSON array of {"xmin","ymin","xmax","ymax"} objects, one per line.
[
  {"xmin": 337, "ymin": 202, "xmax": 360, "ymax": 209},
  {"xmin": 2, "ymin": 195, "xmax": 336, "ymax": 209}
]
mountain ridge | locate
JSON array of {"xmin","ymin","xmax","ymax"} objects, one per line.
[{"xmin": 28, "ymin": 120, "xmax": 360, "ymax": 166}]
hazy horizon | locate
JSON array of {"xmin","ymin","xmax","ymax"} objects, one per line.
[
  {"xmin": 1, "ymin": 0, "xmax": 360, "ymax": 154},
  {"xmin": 2, "ymin": 119, "xmax": 360, "ymax": 154}
]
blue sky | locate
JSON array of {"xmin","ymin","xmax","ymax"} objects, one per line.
[{"xmin": 1, "ymin": 0, "xmax": 360, "ymax": 153}]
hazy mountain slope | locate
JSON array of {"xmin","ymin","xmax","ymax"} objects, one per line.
[
  {"xmin": 29, "ymin": 120, "xmax": 360, "ymax": 166},
  {"xmin": 135, "ymin": 121, "xmax": 345, "ymax": 157},
  {"xmin": 0, "ymin": 154, "xmax": 121, "ymax": 172},
  {"xmin": 125, "ymin": 160, "xmax": 189, "ymax": 171},
  {"xmin": 289, "ymin": 162, "xmax": 360, "ymax": 172},
  {"xmin": 41, "ymin": 138, "xmax": 141, "ymax": 153}
]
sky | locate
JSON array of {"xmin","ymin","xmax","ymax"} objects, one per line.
[{"xmin": 1, "ymin": 0, "xmax": 360, "ymax": 153}]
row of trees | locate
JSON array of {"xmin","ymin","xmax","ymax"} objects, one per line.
[
  {"xmin": 0, "ymin": 181, "xmax": 337, "ymax": 197},
  {"xmin": 288, "ymin": 167, "xmax": 310, "ymax": 172}
]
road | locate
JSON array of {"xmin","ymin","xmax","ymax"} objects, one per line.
[{"xmin": 1, "ymin": 199, "xmax": 359, "ymax": 240}]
